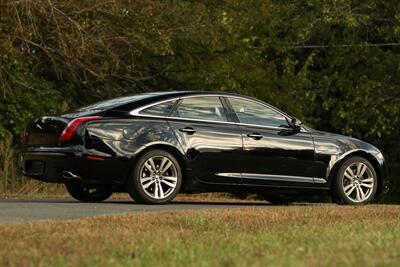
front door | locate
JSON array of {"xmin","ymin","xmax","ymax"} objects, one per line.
[{"xmin": 225, "ymin": 97, "xmax": 325, "ymax": 187}]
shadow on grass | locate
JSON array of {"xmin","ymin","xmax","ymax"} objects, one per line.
[{"xmin": 0, "ymin": 197, "xmax": 336, "ymax": 207}]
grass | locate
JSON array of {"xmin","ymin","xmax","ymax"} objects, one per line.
[{"xmin": 0, "ymin": 205, "xmax": 399, "ymax": 267}]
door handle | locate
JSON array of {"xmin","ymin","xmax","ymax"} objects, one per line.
[
  {"xmin": 179, "ymin": 127, "xmax": 196, "ymax": 135},
  {"xmin": 247, "ymin": 133, "xmax": 263, "ymax": 140}
]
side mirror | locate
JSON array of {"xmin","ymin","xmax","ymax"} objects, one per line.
[{"xmin": 289, "ymin": 117, "xmax": 302, "ymax": 131}]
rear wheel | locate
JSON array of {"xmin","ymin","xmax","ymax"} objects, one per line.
[
  {"xmin": 65, "ymin": 182, "xmax": 113, "ymax": 202},
  {"xmin": 332, "ymin": 156, "xmax": 378, "ymax": 205},
  {"xmin": 126, "ymin": 149, "xmax": 182, "ymax": 204}
]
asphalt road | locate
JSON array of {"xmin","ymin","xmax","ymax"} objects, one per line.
[{"xmin": 0, "ymin": 198, "xmax": 269, "ymax": 224}]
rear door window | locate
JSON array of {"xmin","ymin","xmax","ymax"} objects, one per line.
[{"xmin": 173, "ymin": 97, "xmax": 227, "ymax": 122}]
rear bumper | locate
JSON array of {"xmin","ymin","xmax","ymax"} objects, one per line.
[{"xmin": 20, "ymin": 147, "xmax": 130, "ymax": 185}]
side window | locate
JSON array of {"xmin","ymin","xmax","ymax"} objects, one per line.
[
  {"xmin": 173, "ymin": 97, "xmax": 227, "ymax": 122},
  {"xmin": 228, "ymin": 98, "xmax": 289, "ymax": 127},
  {"xmin": 139, "ymin": 100, "xmax": 177, "ymax": 116}
]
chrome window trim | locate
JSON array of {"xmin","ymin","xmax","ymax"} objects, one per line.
[
  {"xmin": 129, "ymin": 94, "xmax": 307, "ymax": 132},
  {"xmin": 216, "ymin": 172, "xmax": 326, "ymax": 184}
]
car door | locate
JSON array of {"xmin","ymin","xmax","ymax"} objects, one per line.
[
  {"xmin": 167, "ymin": 96, "xmax": 244, "ymax": 184},
  {"xmin": 225, "ymin": 96, "xmax": 326, "ymax": 187}
]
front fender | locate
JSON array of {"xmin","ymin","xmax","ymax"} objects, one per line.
[{"xmin": 325, "ymin": 149, "xmax": 386, "ymax": 195}]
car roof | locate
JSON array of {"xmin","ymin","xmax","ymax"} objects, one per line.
[
  {"xmin": 64, "ymin": 90, "xmax": 294, "ymax": 121},
  {"xmin": 80, "ymin": 91, "xmax": 250, "ymax": 112},
  {"xmin": 142, "ymin": 90, "xmax": 261, "ymax": 103},
  {"xmin": 140, "ymin": 90, "xmax": 245, "ymax": 98},
  {"xmin": 72, "ymin": 90, "xmax": 281, "ymax": 117}
]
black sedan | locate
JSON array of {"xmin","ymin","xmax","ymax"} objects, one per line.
[{"xmin": 20, "ymin": 91, "xmax": 386, "ymax": 205}]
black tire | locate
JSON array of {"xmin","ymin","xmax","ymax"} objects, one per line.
[
  {"xmin": 126, "ymin": 149, "xmax": 182, "ymax": 204},
  {"xmin": 65, "ymin": 182, "xmax": 113, "ymax": 202},
  {"xmin": 331, "ymin": 156, "xmax": 378, "ymax": 205},
  {"xmin": 264, "ymin": 194, "xmax": 296, "ymax": 205}
]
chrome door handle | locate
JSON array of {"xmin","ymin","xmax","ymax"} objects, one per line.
[
  {"xmin": 179, "ymin": 127, "xmax": 196, "ymax": 135},
  {"xmin": 247, "ymin": 133, "xmax": 263, "ymax": 140}
]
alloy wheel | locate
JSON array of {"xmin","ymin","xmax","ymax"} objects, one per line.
[
  {"xmin": 342, "ymin": 162, "xmax": 375, "ymax": 203},
  {"xmin": 139, "ymin": 156, "xmax": 178, "ymax": 199}
]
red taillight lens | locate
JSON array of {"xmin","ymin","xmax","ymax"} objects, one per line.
[
  {"xmin": 58, "ymin": 116, "xmax": 102, "ymax": 142},
  {"xmin": 85, "ymin": 155, "xmax": 105, "ymax": 161}
]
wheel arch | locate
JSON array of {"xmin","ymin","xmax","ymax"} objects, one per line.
[
  {"xmin": 125, "ymin": 142, "xmax": 190, "ymax": 190},
  {"xmin": 328, "ymin": 150, "xmax": 383, "ymax": 196}
]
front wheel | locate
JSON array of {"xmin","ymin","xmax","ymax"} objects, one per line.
[
  {"xmin": 332, "ymin": 156, "xmax": 378, "ymax": 205},
  {"xmin": 65, "ymin": 182, "xmax": 113, "ymax": 202},
  {"xmin": 126, "ymin": 149, "xmax": 182, "ymax": 204}
]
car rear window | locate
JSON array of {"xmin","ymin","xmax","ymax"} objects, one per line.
[
  {"xmin": 76, "ymin": 93, "xmax": 162, "ymax": 112},
  {"xmin": 139, "ymin": 100, "xmax": 177, "ymax": 116}
]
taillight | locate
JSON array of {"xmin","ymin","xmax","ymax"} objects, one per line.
[
  {"xmin": 85, "ymin": 155, "xmax": 105, "ymax": 161},
  {"xmin": 58, "ymin": 116, "xmax": 102, "ymax": 142}
]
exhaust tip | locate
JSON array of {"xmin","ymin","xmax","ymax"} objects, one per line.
[{"xmin": 62, "ymin": 171, "xmax": 81, "ymax": 180}]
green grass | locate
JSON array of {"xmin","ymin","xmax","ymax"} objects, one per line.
[{"xmin": 0, "ymin": 205, "xmax": 399, "ymax": 267}]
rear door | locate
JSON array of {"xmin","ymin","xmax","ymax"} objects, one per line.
[{"xmin": 167, "ymin": 96, "xmax": 243, "ymax": 184}]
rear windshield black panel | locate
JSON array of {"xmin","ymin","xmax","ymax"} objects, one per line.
[
  {"xmin": 75, "ymin": 93, "xmax": 161, "ymax": 112},
  {"xmin": 73, "ymin": 91, "xmax": 187, "ymax": 114}
]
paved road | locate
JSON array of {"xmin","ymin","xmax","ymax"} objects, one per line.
[{"xmin": 0, "ymin": 198, "xmax": 269, "ymax": 224}]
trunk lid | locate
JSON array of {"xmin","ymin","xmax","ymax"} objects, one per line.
[{"xmin": 25, "ymin": 116, "xmax": 71, "ymax": 147}]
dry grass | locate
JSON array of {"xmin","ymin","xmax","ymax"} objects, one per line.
[
  {"xmin": 0, "ymin": 205, "xmax": 399, "ymax": 267},
  {"xmin": 0, "ymin": 137, "xmax": 66, "ymax": 196}
]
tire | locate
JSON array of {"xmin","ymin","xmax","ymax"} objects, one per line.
[
  {"xmin": 126, "ymin": 149, "xmax": 182, "ymax": 204},
  {"xmin": 264, "ymin": 194, "xmax": 296, "ymax": 205},
  {"xmin": 331, "ymin": 156, "xmax": 378, "ymax": 205},
  {"xmin": 65, "ymin": 182, "xmax": 113, "ymax": 202}
]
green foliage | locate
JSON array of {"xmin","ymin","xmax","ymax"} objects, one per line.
[
  {"xmin": 0, "ymin": 51, "xmax": 63, "ymax": 140},
  {"xmin": 0, "ymin": 0, "xmax": 399, "ymax": 200}
]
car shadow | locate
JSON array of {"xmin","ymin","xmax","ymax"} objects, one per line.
[
  {"xmin": 0, "ymin": 198, "xmax": 322, "ymax": 206},
  {"xmin": 0, "ymin": 197, "xmax": 263, "ymax": 205}
]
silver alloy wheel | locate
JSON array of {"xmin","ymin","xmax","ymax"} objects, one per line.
[
  {"xmin": 139, "ymin": 156, "xmax": 178, "ymax": 199},
  {"xmin": 342, "ymin": 162, "xmax": 375, "ymax": 203}
]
